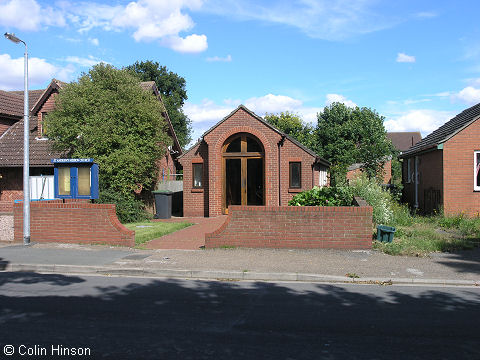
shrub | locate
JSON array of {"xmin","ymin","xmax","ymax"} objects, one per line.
[
  {"xmin": 97, "ymin": 189, "xmax": 149, "ymax": 223},
  {"xmin": 288, "ymin": 186, "xmax": 352, "ymax": 206}
]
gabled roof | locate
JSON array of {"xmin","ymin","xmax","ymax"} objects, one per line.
[
  {"xmin": 180, "ymin": 105, "xmax": 330, "ymax": 166},
  {"xmin": 31, "ymin": 79, "xmax": 65, "ymax": 115},
  {"xmin": 400, "ymin": 102, "xmax": 480, "ymax": 158},
  {"xmin": 0, "ymin": 118, "xmax": 63, "ymax": 166},
  {"xmin": 387, "ymin": 132, "xmax": 422, "ymax": 152},
  {"xmin": 140, "ymin": 81, "xmax": 182, "ymax": 155}
]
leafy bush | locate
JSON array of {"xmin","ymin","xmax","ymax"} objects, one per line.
[
  {"xmin": 288, "ymin": 186, "xmax": 352, "ymax": 206},
  {"xmin": 97, "ymin": 190, "xmax": 149, "ymax": 223},
  {"xmin": 340, "ymin": 176, "xmax": 398, "ymax": 225}
]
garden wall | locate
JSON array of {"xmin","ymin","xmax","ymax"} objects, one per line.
[
  {"xmin": 205, "ymin": 205, "xmax": 373, "ymax": 249},
  {"xmin": 14, "ymin": 200, "xmax": 134, "ymax": 246}
]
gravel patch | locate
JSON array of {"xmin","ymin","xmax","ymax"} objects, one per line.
[{"xmin": 0, "ymin": 215, "xmax": 13, "ymax": 241}]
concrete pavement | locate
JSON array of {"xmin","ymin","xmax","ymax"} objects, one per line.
[{"xmin": 0, "ymin": 242, "xmax": 479, "ymax": 286}]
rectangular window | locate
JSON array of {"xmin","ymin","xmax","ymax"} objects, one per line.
[
  {"xmin": 193, "ymin": 163, "xmax": 203, "ymax": 188},
  {"xmin": 78, "ymin": 167, "xmax": 91, "ymax": 196},
  {"xmin": 407, "ymin": 158, "xmax": 412, "ymax": 183},
  {"xmin": 475, "ymin": 151, "xmax": 480, "ymax": 191},
  {"xmin": 58, "ymin": 167, "xmax": 71, "ymax": 195},
  {"xmin": 289, "ymin": 162, "xmax": 301, "ymax": 189},
  {"xmin": 41, "ymin": 112, "xmax": 48, "ymax": 137}
]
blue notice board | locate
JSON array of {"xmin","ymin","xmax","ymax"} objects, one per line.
[{"xmin": 52, "ymin": 158, "xmax": 99, "ymax": 199}]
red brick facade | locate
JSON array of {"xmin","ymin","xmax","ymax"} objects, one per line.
[
  {"xmin": 179, "ymin": 106, "xmax": 329, "ymax": 217},
  {"xmin": 14, "ymin": 200, "xmax": 135, "ymax": 246},
  {"xmin": 205, "ymin": 205, "xmax": 373, "ymax": 249},
  {"xmin": 346, "ymin": 160, "xmax": 392, "ymax": 184},
  {"xmin": 402, "ymin": 118, "xmax": 480, "ymax": 216}
]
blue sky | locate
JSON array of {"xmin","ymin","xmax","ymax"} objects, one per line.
[{"xmin": 1, "ymin": 0, "xmax": 480, "ymax": 146}]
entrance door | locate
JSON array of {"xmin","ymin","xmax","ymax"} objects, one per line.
[{"xmin": 222, "ymin": 134, "xmax": 264, "ymax": 214}]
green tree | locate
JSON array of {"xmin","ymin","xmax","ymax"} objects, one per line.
[
  {"xmin": 264, "ymin": 111, "xmax": 315, "ymax": 149},
  {"xmin": 315, "ymin": 102, "xmax": 394, "ymax": 184},
  {"xmin": 126, "ymin": 60, "xmax": 192, "ymax": 148},
  {"xmin": 46, "ymin": 64, "xmax": 171, "ymax": 220}
]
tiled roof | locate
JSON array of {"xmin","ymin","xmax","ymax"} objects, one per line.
[
  {"xmin": 180, "ymin": 105, "xmax": 330, "ymax": 166},
  {"xmin": 400, "ymin": 102, "xmax": 480, "ymax": 157},
  {"xmin": 0, "ymin": 90, "xmax": 23, "ymax": 117},
  {"xmin": 7, "ymin": 89, "xmax": 45, "ymax": 113},
  {"xmin": 387, "ymin": 132, "xmax": 422, "ymax": 152},
  {"xmin": 0, "ymin": 118, "xmax": 63, "ymax": 166}
]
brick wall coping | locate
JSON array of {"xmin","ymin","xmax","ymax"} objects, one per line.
[{"xmin": 206, "ymin": 204, "xmax": 373, "ymax": 250}]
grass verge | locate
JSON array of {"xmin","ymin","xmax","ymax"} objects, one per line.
[
  {"xmin": 373, "ymin": 215, "xmax": 480, "ymax": 256},
  {"xmin": 125, "ymin": 221, "xmax": 192, "ymax": 246}
]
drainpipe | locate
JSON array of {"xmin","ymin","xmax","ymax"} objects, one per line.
[
  {"xmin": 414, "ymin": 156, "xmax": 419, "ymax": 209},
  {"xmin": 278, "ymin": 135, "xmax": 286, "ymax": 206}
]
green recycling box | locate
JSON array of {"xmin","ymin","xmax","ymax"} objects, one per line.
[{"xmin": 377, "ymin": 225, "xmax": 396, "ymax": 243}]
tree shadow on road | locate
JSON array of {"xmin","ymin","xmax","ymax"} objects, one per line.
[
  {"xmin": 433, "ymin": 247, "xmax": 480, "ymax": 275},
  {"xmin": 0, "ymin": 272, "xmax": 479, "ymax": 359}
]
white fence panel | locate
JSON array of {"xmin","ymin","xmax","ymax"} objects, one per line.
[{"xmin": 29, "ymin": 175, "xmax": 54, "ymax": 200}]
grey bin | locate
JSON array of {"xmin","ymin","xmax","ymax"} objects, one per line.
[
  {"xmin": 377, "ymin": 225, "xmax": 396, "ymax": 243},
  {"xmin": 153, "ymin": 190, "xmax": 173, "ymax": 219}
]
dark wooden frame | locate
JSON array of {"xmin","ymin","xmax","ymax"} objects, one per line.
[
  {"xmin": 222, "ymin": 133, "xmax": 265, "ymax": 214},
  {"xmin": 289, "ymin": 161, "xmax": 302, "ymax": 189}
]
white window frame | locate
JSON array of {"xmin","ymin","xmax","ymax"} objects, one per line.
[{"xmin": 474, "ymin": 151, "xmax": 480, "ymax": 191}]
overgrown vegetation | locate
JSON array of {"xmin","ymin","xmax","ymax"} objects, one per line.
[
  {"xmin": 290, "ymin": 176, "xmax": 480, "ymax": 256},
  {"xmin": 47, "ymin": 64, "xmax": 171, "ymax": 222},
  {"xmin": 125, "ymin": 221, "xmax": 192, "ymax": 246},
  {"xmin": 374, "ymin": 215, "xmax": 480, "ymax": 256}
]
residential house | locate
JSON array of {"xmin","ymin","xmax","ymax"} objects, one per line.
[
  {"xmin": 400, "ymin": 103, "xmax": 480, "ymax": 215},
  {"xmin": 178, "ymin": 105, "xmax": 330, "ymax": 217},
  {"xmin": 0, "ymin": 79, "xmax": 182, "ymax": 212},
  {"xmin": 346, "ymin": 132, "xmax": 422, "ymax": 184}
]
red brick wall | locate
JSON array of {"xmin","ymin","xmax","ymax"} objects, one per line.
[
  {"xmin": 443, "ymin": 119, "xmax": 480, "ymax": 216},
  {"xmin": 205, "ymin": 205, "xmax": 373, "ymax": 249},
  {"xmin": 14, "ymin": 200, "xmax": 135, "ymax": 246},
  {"xmin": 0, "ymin": 168, "xmax": 23, "ymax": 212},
  {"xmin": 36, "ymin": 92, "xmax": 57, "ymax": 137},
  {"xmin": 180, "ymin": 108, "xmax": 321, "ymax": 217},
  {"xmin": 346, "ymin": 160, "xmax": 392, "ymax": 184}
]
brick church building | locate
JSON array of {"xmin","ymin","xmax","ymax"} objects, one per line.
[{"xmin": 179, "ymin": 105, "xmax": 330, "ymax": 217}]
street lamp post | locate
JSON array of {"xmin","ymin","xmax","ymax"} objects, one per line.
[{"xmin": 4, "ymin": 32, "xmax": 30, "ymax": 246}]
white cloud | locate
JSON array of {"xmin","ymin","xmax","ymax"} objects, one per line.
[
  {"xmin": 203, "ymin": 0, "xmax": 399, "ymax": 41},
  {"xmin": 162, "ymin": 34, "xmax": 208, "ymax": 53},
  {"xmin": 0, "ymin": 0, "xmax": 65, "ymax": 31},
  {"xmin": 0, "ymin": 53, "xmax": 72, "ymax": 90},
  {"xmin": 453, "ymin": 86, "xmax": 480, "ymax": 105},
  {"xmin": 245, "ymin": 94, "xmax": 303, "ymax": 114},
  {"xmin": 325, "ymin": 93, "xmax": 357, "ymax": 108},
  {"xmin": 396, "ymin": 52, "xmax": 416, "ymax": 63},
  {"xmin": 206, "ymin": 54, "xmax": 232, "ymax": 62},
  {"xmin": 64, "ymin": 55, "xmax": 106, "ymax": 68},
  {"xmin": 89, "ymin": 38, "xmax": 99, "ymax": 46},
  {"xmin": 384, "ymin": 109, "xmax": 454, "ymax": 136},
  {"xmin": 66, "ymin": 0, "xmax": 208, "ymax": 53},
  {"xmin": 414, "ymin": 11, "xmax": 437, "ymax": 19},
  {"xmin": 183, "ymin": 99, "xmax": 233, "ymax": 124}
]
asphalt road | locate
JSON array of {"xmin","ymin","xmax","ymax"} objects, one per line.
[{"xmin": 0, "ymin": 272, "xmax": 479, "ymax": 360}]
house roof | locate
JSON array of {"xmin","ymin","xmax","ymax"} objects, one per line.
[
  {"xmin": 400, "ymin": 102, "xmax": 480, "ymax": 158},
  {"xmin": 140, "ymin": 81, "xmax": 182, "ymax": 155},
  {"xmin": 0, "ymin": 79, "xmax": 182, "ymax": 167},
  {"xmin": 387, "ymin": 132, "xmax": 422, "ymax": 152},
  {"xmin": 0, "ymin": 118, "xmax": 63, "ymax": 167},
  {"xmin": 0, "ymin": 89, "xmax": 44, "ymax": 118},
  {"xmin": 180, "ymin": 105, "xmax": 330, "ymax": 166}
]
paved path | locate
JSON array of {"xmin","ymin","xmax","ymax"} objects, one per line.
[{"xmin": 143, "ymin": 216, "xmax": 227, "ymax": 250}]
